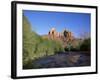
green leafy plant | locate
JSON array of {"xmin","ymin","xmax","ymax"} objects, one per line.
[{"xmin": 80, "ymin": 38, "xmax": 91, "ymax": 51}]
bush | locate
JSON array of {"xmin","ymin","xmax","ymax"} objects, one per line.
[
  {"xmin": 64, "ymin": 38, "xmax": 90, "ymax": 52},
  {"xmin": 80, "ymin": 38, "xmax": 90, "ymax": 51}
]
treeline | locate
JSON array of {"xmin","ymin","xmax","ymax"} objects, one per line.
[{"xmin": 23, "ymin": 16, "xmax": 64, "ymax": 69}]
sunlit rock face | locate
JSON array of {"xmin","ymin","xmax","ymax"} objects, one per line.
[
  {"xmin": 48, "ymin": 28, "xmax": 74, "ymax": 42},
  {"xmin": 48, "ymin": 28, "xmax": 61, "ymax": 39}
]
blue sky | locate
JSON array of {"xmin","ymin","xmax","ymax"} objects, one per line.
[{"xmin": 23, "ymin": 10, "xmax": 91, "ymax": 38}]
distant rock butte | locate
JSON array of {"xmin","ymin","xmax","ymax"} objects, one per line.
[
  {"xmin": 42, "ymin": 27, "xmax": 75, "ymax": 48},
  {"xmin": 48, "ymin": 28, "xmax": 74, "ymax": 42}
]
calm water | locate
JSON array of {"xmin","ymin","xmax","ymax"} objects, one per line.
[{"xmin": 32, "ymin": 52, "xmax": 90, "ymax": 69}]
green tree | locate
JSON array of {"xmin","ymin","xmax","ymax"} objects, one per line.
[{"xmin": 80, "ymin": 38, "xmax": 91, "ymax": 51}]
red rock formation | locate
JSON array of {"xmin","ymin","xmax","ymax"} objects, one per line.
[
  {"xmin": 63, "ymin": 30, "xmax": 74, "ymax": 42},
  {"xmin": 48, "ymin": 28, "xmax": 74, "ymax": 42},
  {"xmin": 48, "ymin": 28, "xmax": 74, "ymax": 48},
  {"xmin": 48, "ymin": 28, "xmax": 61, "ymax": 39}
]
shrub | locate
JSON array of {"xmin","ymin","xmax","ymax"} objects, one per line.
[
  {"xmin": 80, "ymin": 38, "xmax": 91, "ymax": 51},
  {"xmin": 64, "ymin": 38, "xmax": 91, "ymax": 52}
]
